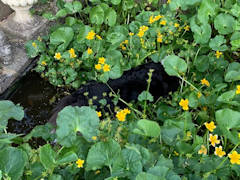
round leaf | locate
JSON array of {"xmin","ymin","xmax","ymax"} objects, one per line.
[
  {"xmin": 162, "ymin": 55, "xmax": 187, "ymax": 76},
  {"xmin": 56, "ymin": 106, "xmax": 99, "ymax": 147},
  {"xmin": 214, "ymin": 13, "xmax": 236, "ymax": 35},
  {"xmin": 90, "ymin": 5, "xmax": 104, "ymax": 25}
]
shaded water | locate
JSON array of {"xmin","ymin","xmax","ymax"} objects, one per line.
[{"xmin": 3, "ymin": 72, "xmax": 57, "ymax": 134}]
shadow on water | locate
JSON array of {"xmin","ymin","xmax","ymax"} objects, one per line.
[{"xmin": 2, "ymin": 71, "xmax": 57, "ymax": 134}]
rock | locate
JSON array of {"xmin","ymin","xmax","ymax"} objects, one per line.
[{"xmin": 0, "ymin": 30, "xmax": 13, "ymax": 65}]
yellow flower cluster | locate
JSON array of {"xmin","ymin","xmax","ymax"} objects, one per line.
[
  {"xmin": 198, "ymin": 145, "xmax": 207, "ymax": 155},
  {"xmin": 54, "ymin": 52, "xmax": 61, "ymax": 60},
  {"xmin": 137, "ymin": 26, "xmax": 149, "ymax": 38},
  {"xmin": 157, "ymin": 32, "xmax": 163, "ymax": 43},
  {"xmin": 129, "ymin": 32, "xmax": 134, "ymax": 36},
  {"xmin": 174, "ymin": 23, "xmax": 180, "ymax": 28},
  {"xmin": 214, "ymin": 146, "xmax": 226, "ymax": 157},
  {"xmin": 209, "ymin": 134, "xmax": 220, "ymax": 147},
  {"xmin": 120, "ymin": 40, "xmax": 128, "ymax": 50},
  {"xmin": 97, "ymin": 111, "xmax": 102, "ymax": 117},
  {"xmin": 32, "ymin": 42, "xmax": 37, "ymax": 48},
  {"xmin": 41, "ymin": 61, "xmax": 47, "ymax": 66},
  {"xmin": 87, "ymin": 48, "xmax": 93, "ymax": 55},
  {"xmin": 160, "ymin": 20, "xmax": 167, "ymax": 26},
  {"xmin": 95, "ymin": 57, "xmax": 110, "ymax": 72},
  {"xmin": 76, "ymin": 159, "xmax": 84, "ymax": 168},
  {"xmin": 179, "ymin": 99, "xmax": 189, "ymax": 111},
  {"xmin": 236, "ymin": 85, "xmax": 240, "ymax": 94},
  {"xmin": 201, "ymin": 78, "xmax": 210, "ymax": 87},
  {"xmin": 86, "ymin": 30, "xmax": 96, "ymax": 40},
  {"xmin": 149, "ymin": 14, "xmax": 163, "ymax": 24},
  {"xmin": 116, "ymin": 108, "xmax": 131, "ymax": 122},
  {"xmin": 215, "ymin": 50, "xmax": 222, "ymax": 59},
  {"xmin": 69, "ymin": 48, "xmax": 77, "ymax": 58}
]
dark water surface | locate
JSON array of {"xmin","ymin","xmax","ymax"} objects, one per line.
[{"xmin": 4, "ymin": 72, "xmax": 57, "ymax": 134}]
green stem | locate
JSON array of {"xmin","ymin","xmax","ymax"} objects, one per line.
[
  {"xmin": 143, "ymin": 71, "xmax": 152, "ymax": 118},
  {"xmin": 106, "ymin": 83, "xmax": 142, "ymax": 116},
  {"xmin": 177, "ymin": 75, "xmax": 200, "ymax": 92}
]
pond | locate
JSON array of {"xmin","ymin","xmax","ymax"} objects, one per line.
[{"xmin": 0, "ymin": 71, "xmax": 57, "ymax": 134}]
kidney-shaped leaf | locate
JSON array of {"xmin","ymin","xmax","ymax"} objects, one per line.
[
  {"xmin": 225, "ymin": 62, "xmax": 240, "ymax": 82},
  {"xmin": 56, "ymin": 106, "xmax": 99, "ymax": 147},
  {"xmin": 50, "ymin": 27, "xmax": 74, "ymax": 51},
  {"xmin": 133, "ymin": 119, "xmax": 161, "ymax": 138},
  {"xmin": 209, "ymin": 35, "xmax": 228, "ymax": 51},
  {"xmin": 86, "ymin": 139, "xmax": 121, "ymax": 170},
  {"xmin": 90, "ymin": 5, "xmax": 104, "ymax": 25},
  {"xmin": 162, "ymin": 55, "xmax": 187, "ymax": 76},
  {"xmin": 214, "ymin": 13, "xmax": 236, "ymax": 35}
]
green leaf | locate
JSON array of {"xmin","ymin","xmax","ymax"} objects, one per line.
[
  {"xmin": 76, "ymin": 25, "xmax": 91, "ymax": 42},
  {"xmin": 162, "ymin": 55, "xmax": 187, "ymax": 76},
  {"xmin": 209, "ymin": 35, "xmax": 228, "ymax": 51},
  {"xmin": 217, "ymin": 90, "xmax": 239, "ymax": 106},
  {"xmin": 49, "ymin": 174, "xmax": 63, "ymax": 180},
  {"xmin": 86, "ymin": 139, "xmax": 121, "ymax": 170},
  {"xmin": 42, "ymin": 12, "xmax": 56, "ymax": 20},
  {"xmin": 193, "ymin": 55, "xmax": 209, "ymax": 72},
  {"xmin": 188, "ymin": 92, "xmax": 198, "ymax": 108},
  {"xmin": 225, "ymin": 62, "xmax": 240, "ymax": 82},
  {"xmin": 73, "ymin": 1, "xmax": 82, "ymax": 12},
  {"xmin": 230, "ymin": 3, "xmax": 240, "ymax": 17},
  {"xmin": 190, "ymin": 16, "xmax": 212, "ymax": 44},
  {"xmin": 39, "ymin": 144, "xmax": 57, "ymax": 170},
  {"xmin": 111, "ymin": 0, "xmax": 121, "ymax": 5},
  {"xmin": 56, "ymin": 106, "xmax": 99, "ymax": 147},
  {"xmin": 230, "ymin": 32, "xmax": 240, "ymax": 51},
  {"xmin": 176, "ymin": 141, "xmax": 193, "ymax": 154},
  {"xmin": 56, "ymin": 151, "xmax": 78, "ymax": 165},
  {"xmin": 25, "ymin": 40, "xmax": 46, "ymax": 58},
  {"xmin": 0, "ymin": 100, "xmax": 24, "ymax": 130},
  {"xmin": 133, "ymin": 119, "xmax": 161, "ymax": 138},
  {"xmin": 214, "ymin": 13, "xmax": 236, "ymax": 35},
  {"xmin": 136, "ymin": 172, "xmax": 159, "ymax": 180},
  {"xmin": 138, "ymin": 91, "xmax": 154, "ymax": 102},
  {"xmin": 112, "ymin": 148, "xmax": 142, "ymax": 178},
  {"xmin": 50, "ymin": 27, "xmax": 74, "ymax": 51},
  {"xmin": 216, "ymin": 108, "xmax": 240, "ymax": 144},
  {"xmin": 56, "ymin": 9, "xmax": 67, "ymax": 18},
  {"xmin": 197, "ymin": 0, "xmax": 219, "ymax": 23},
  {"xmin": 105, "ymin": 8, "xmax": 117, "ymax": 27},
  {"xmin": 90, "ymin": 5, "xmax": 104, "ymax": 25},
  {"xmin": 122, "ymin": 0, "xmax": 135, "ymax": 10},
  {"xmin": 0, "ymin": 147, "xmax": 27, "ymax": 180}
]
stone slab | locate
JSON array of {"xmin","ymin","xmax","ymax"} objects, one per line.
[
  {"xmin": 0, "ymin": 1, "xmax": 12, "ymax": 21},
  {"xmin": 0, "ymin": 45, "xmax": 31, "ymax": 94}
]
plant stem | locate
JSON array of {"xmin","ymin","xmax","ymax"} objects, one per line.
[{"xmin": 177, "ymin": 75, "xmax": 200, "ymax": 92}]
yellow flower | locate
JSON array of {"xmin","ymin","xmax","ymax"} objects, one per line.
[
  {"xmin": 95, "ymin": 64, "xmax": 102, "ymax": 70},
  {"xmin": 149, "ymin": 15, "xmax": 155, "ymax": 24},
  {"xmin": 87, "ymin": 48, "xmax": 93, "ymax": 55},
  {"xmin": 86, "ymin": 30, "xmax": 96, "ymax": 40},
  {"xmin": 37, "ymin": 36, "xmax": 42, "ymax": 41},
  {"xmin": 160, "ymin": 20, "xmax": 167, "ymax": 25},
  {"xmin": 215, "ymin": 50, "xmax": 222, "ymax": 59},
  {"xmin": 129, "ymin": 32, "xmax": 134, "ymax": 36},
  {"xmin": 69, "ymin": 48, "xmax": 77, "ymax": 58},
  {"xmin": 167, "ymin": 0, "xmax": 171, "ymax": 3},
  {"xmin": 98, "ymin": 57, "xmax": 105, "ymax": 64},
  {"xmin": 203, "ymin": 106, "xmax": 207, "ymax": 111},
  {"xmin": 96, "ymin": 35, "xmax": 102, "ymax": 40},
  {"xmin": 95, "ymin": 170, "xmax": 101, "ymax": 175},
  {"xmin": 137, "ymin": 31, "xmax": 145, "ymax": 38},
  {"xmin": 174, "ymin": 23, "xmax": 180, "ymax": 28},
  {"xmin": 121, "ymin": 45, "xmax": 126, "ymax": 50},
  {"xmin": 184, "ymin": 25, "xmax": 190, "ymax": 31},
  {"xmin": 236, "ymin": 85, "xmax": 240, "ymax": 95},
  {"xmin": 92, "ymin": 136, "xmax": 97, "ymax": 140},
  {"xmin": 32, "ymin": 42, "xmax": 37, "ymax": 48},
  {"xmin": 123, "ymin": 108, "xmax": 131, "ymax": 114},
  {"xmin": 214, "ymin": 146, "xmax": 226, "ymax": 157},
  {"xmin": 179, "ymin": 99, "xmax": 189, "ymax": 111},
  {"xmin": 228, "ymin": 151, "xmax": 240, "ymax": 165},
  {"xmin": 116, "ymin": 111, "xmax": 126, "ymax": 122},
  {"xmin": 76, "ymin": 159, "xmax": 84, "ymax": 168},
  {"xmin": 197, "ymin": 92, "xmax": 202, "ymax": 98},
  {"xmin": 97, "ymin": 111, "xmax": 102, "ymax": 117},
  {"xmin": 209, "ymin": 134, "xmax": 220, "ymax": 147},
  {"xmin": 205, "ymin": 121, "xmax": 216, "ymax": 132},
  {"xmin": 201, "ymin": 78, "xmax": 210, "ymax": 87},
  {"xmin": 154, "ymin": 15, "xmax": 162, "ymax": 21},
  {"xmin": 198, "ymin": 145, "xmax": 207, "ymax": 155},
  {"xmin": 140, "ymin": 26, "xmax": 149, "ymax": 32},
  {"xmin": 103, "ymin": 64, "xmax": 110, "ymax": 72},
  {"xmin": 54, "ymin": 52, "xmax": 61, "ymax": 60},
  {"xmin": 186, "ymin": 131, "xmax": 192, "ymax": 137},
  {"xmin": 124, "ymin": 40, "xmax": 128, "ymax": 44},
  {"xmin": 157, "ymin": 32, "xmax": 163, "ymax": 43},
  {"xmin": 41, "ymin": 61, "xmax": 47, "ymax": 66}
]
